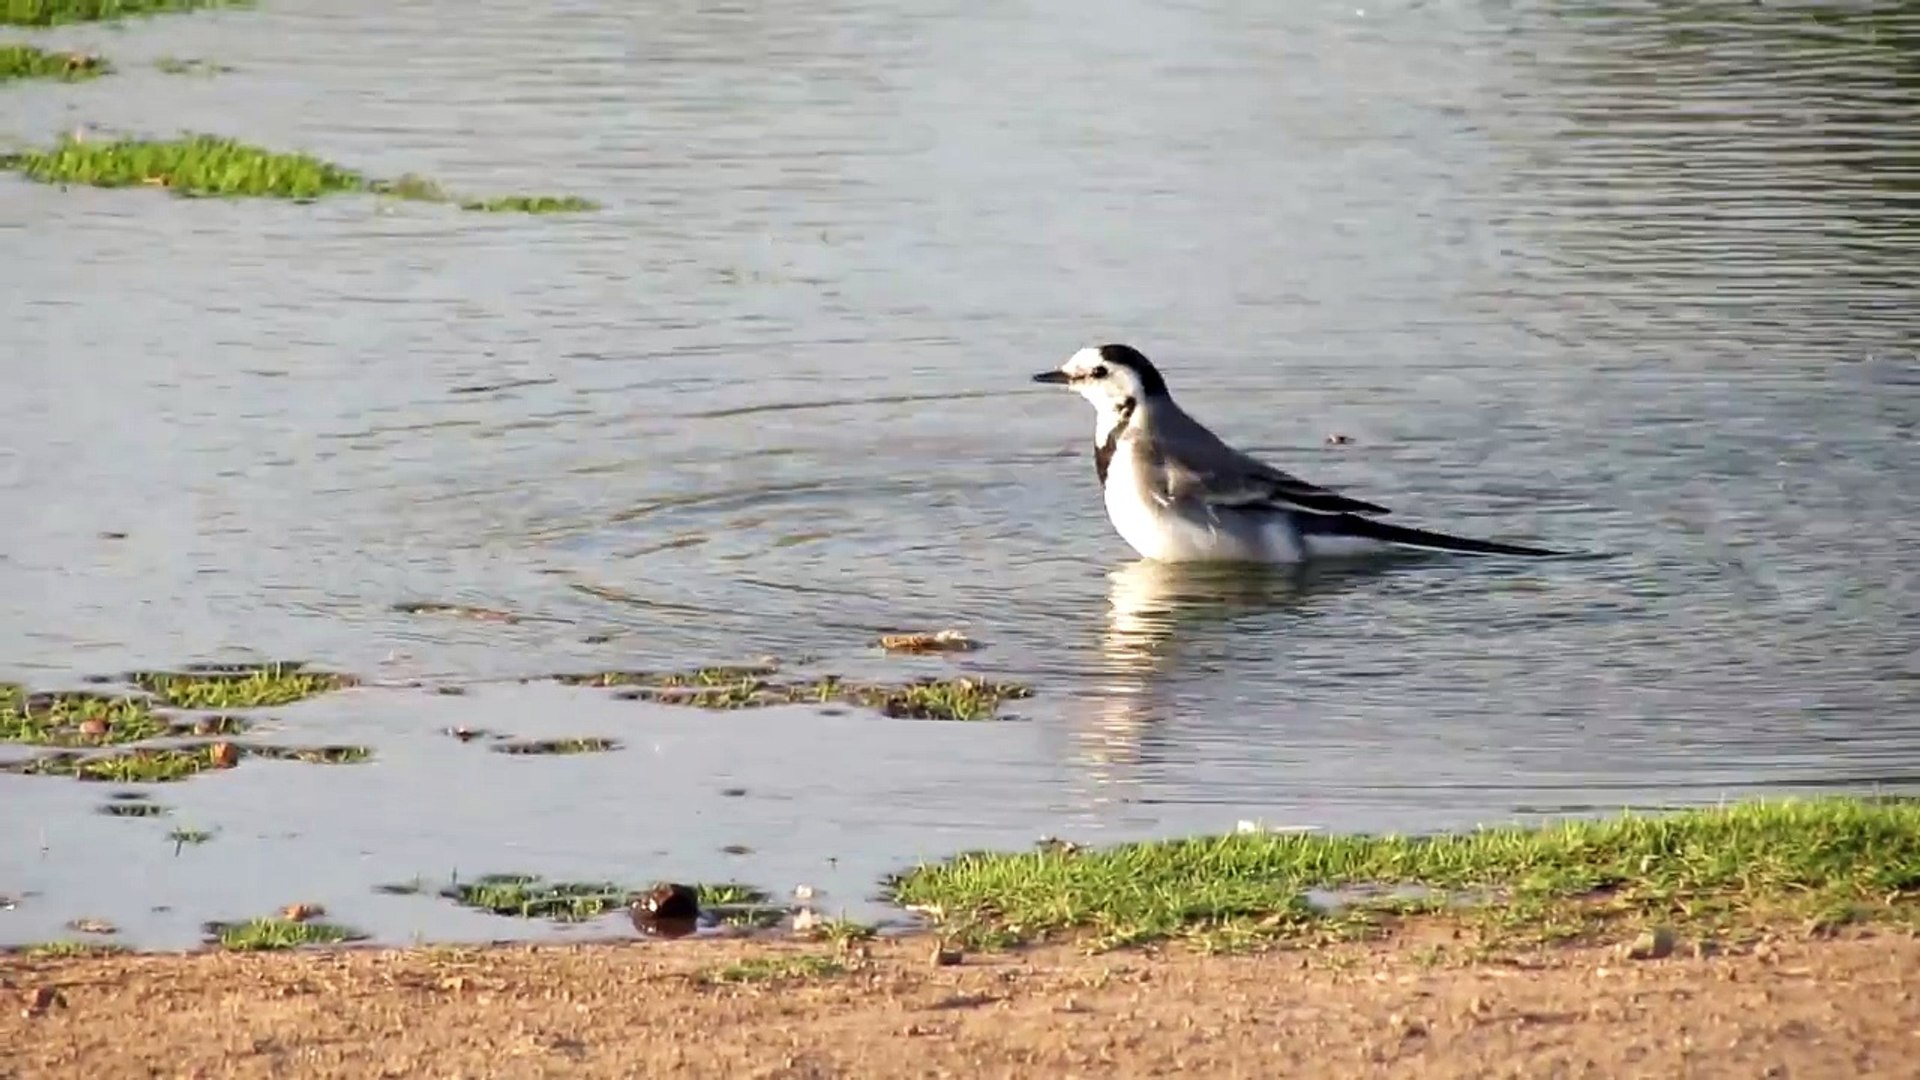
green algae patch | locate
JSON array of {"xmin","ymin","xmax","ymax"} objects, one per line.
[
  {"xmin": 209, "ymin": 917, "xmax": 363, "ymax": 951},
  {"xmin": 0, "ymin": 43, "xmax": 109, "ymax": 81},
  {"xmin": 561, "ymin": 665, "xmax": 1032, "ymax": 721},
  {"xmin": 1, "ymin": 133, "xmax": 599, "ymax": 212},
  {"xmin": 128, "ymin": 661, "xmax": 356, "ymax": 709},
  {"xmin": 889, "ymin": 797, "xmax": 1920, "ymax": 954},
  {"xmin": 1, "ymin": 0, "xmax": 249, "ymax": 27}
]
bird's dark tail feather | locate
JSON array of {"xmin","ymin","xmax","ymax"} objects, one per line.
[{"xmin": 1305, "ymin": 513, "xmax": 1562, "ymax": 557}]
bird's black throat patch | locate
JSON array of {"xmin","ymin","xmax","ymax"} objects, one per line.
[{"xmin": 1094, "ymin": 396, "xmax": 1137, "ymax": 486}]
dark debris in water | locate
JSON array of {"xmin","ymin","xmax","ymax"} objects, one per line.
[
  {"xmin": 97, "ymin": 800, "xmax": 169, "ymax": 818},
  {"xmin": 489, "ymin": 737, "xmax": 622, "ymax": 756}
]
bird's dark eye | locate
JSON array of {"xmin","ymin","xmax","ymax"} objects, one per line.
[{"xmin": 1090, "ymin": 365, "xmax": 1108, "ymax": 378}]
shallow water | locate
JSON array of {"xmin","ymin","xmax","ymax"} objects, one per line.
[{"xmin": 2, "ymin": 0, "xmax": 1917, "ymax": 948}]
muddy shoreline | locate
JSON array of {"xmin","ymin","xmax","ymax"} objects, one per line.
[{"xmin": 7, "ymin": 922, "xmax": 1916, "ymax": 1078}]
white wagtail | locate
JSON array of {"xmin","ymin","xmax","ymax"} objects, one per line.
[{"xmin": 1032, "ymin": 343, "xmax": 1562, "ymax": 564}]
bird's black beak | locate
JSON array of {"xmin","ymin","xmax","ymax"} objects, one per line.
[{"xmin": 1031, "ymin": 370, "xmax": 1071, "ymax": 385}]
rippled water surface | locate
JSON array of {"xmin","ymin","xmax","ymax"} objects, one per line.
[{"xmin": 3, "ymin": 0, "xmax": 1917, "ymax": 947}]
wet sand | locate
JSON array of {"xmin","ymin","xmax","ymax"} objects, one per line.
[{"xmin": 6, "ymin": 925, "xmax": 1916, "ymax": 1078}]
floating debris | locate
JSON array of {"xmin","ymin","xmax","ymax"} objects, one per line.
[
  {"xmin": 489, "ymin": 737, "xmax": 621, "ymax": 756},
  {"xmin": 392, "ymin": 601, "xmax": 521, "ymax": 624},
  {"xmin": 878, "ymin": 629, "xmax": 978, "ymax": 654},
  {"xmin": 279, "ymin": 903, "xmax": 325, "ymax": 923},
  {"xmin": 64, "ymin": 918, "xmax": 116, "ymax": 935},
  {"xmin": 97, "ymin": 800, "xmax": 169, "ymax": 818}
]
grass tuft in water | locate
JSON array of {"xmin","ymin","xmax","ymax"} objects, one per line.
[
  {"xmin": 563, "ymin": 665, "xmax": 1031, "ymax": 720},
  {"xmin": 16, "ymin": 940, "xmax": 127, "ymax": 957},
  {"xmin": 0, "ymin": 43, "xmax": 109, "ymax": 81},
  {"xmin": 490, "ymin": 737, "xmax": 622, "ymax": 756},
  {"xmin": 129, "ymin": 661, "xmax": 356, "ymax": 708},
  {"xmin": 443, "ymin": 875, "xmax": 630, "ymax": 922},
  {"xmin": 0, "ymin": 134, "xmax": 598, "ymax": 211},
  {"xmin": 889, "ymin": 797, "xmax": 1920, "ymax": 953},
  {"xmin": 153, "ymin": 54, "xmax": 231, "ymax": 75},
  {"xmin": 236, "ymin": 742, "xmax": 371, "ymax": 765},
  {"xmin": 1, "ymin": 0, "xmax": 249, "ymax": 27},
  {"xmin": 698, "ymin": 882, "xmax": 772, "ymax": 906},
  {"xmin": 457, "ymin": 194, "xmax": 599, "ymax": 214},
  {"xmin": 97, "ymin": 799, "xmax": 169, "ymax": 818},
  {"xmin": 702, "ymin": 953, "xmax": 845, "ymax": 985},
  {"xmin": 7, "ymin": 745, "xmax": 227, "ymax": 782},
  {"xmin": 168, "ymin": 826, "xmax": 213, "ymax": 849},
  {"xmin": 211, "ymin": 917, "xmax": 361, "ymax": 951},
  {"xmin": 1, "ymin": 688, "xmax": 170, "ymax": 746}
]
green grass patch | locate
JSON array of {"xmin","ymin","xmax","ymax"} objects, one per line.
[
  {"xmin": 563, "ymin": 665, "xmax": 1031, "ymax": 721},
  {"xmin": 16, "ymin": 940, "xmax": 127, "ymax": 957},
  {"xmin": 443, "ymin": 874, "xmax": 629, "ymax": 922},
  {"xmin": 6, "ymin": 744, "xmax": 227, "ymax": 782},
  {"xmin": 1, "ymin": 0, "xmax": 248, "ymax": 27},
  {"xmin": 1, "ymin": 688, "xmax": 171, "ymax": 746},
  {"xmin": 210, "ymin": 917, "xmax": 362, "ymax": 951},
  {"xmin": 702, "ymin": 953, "xmax": 845, "ymax": 985},
  {"xmin": 0, "ymin": 43, "xmax": 109, "ymax": 81},
  {"xmin": 129, "ymin": 661, "xmax": 356, "ymax": 708},
  {"xmin": 888, "ymin": 798, "xmax": 1920, "ymax": 953},
  {"xmin": 0, "ymin": 134, "xmax": 599, "ymax": 212},
  {"xmin": 6, "ymin": 740, "xmax": 368, "ymax": 781}
]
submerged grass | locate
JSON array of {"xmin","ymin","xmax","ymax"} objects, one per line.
[
  {"xmin": 0, "ymin": 43, "xmax": 109, "ymax": 81},
  {"xmin": 0, "ymin": 134, "xmax": 599, "ymax": 212},
  {"xmin": 212, "ymin": 917, "xmax": 361, "ymax": 951},
  {"xmin": 889, "ymin": 798, "xmax": 1920, "ymax": 953},
  {"xmin": 129, "ymin": 662, "xmax": 355, "ymax": 708},
  {"xmin": 1, "ymin": 0, "xmax": 248, "ymax": 26},
  {"xmin": 564, "ymin": 665, "xmax": 1031, "ymax": 721},
  {"xmin": 444, "ymin": 874, "xmax": 629, "ymax": 922},
  {"xmin": 6, "ymin": 745, "xmax": 228, "ymax": 782},
  {"xmin": 1, "ymin": 688, "xmax": 170, "ymax": 746}
]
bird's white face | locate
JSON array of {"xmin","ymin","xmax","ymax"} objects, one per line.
[{"xmin": 1032, "ymin": 347, "xmax": 1149, "ymax": 417}]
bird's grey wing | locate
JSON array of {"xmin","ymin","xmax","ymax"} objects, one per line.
[{"xmin": 1151, "ymin": 438, "xmax": 1392, "ymax": 517}]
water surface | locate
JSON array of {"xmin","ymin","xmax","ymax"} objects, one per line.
[{"xmin": 2, "ymin": 0, "xmax": 1916, "ymax": 948}]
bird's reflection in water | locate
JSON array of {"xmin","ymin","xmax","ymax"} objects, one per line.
[{"xmin": 1069, "ymin": 555, "xmax": 1416, "ymax": 794}]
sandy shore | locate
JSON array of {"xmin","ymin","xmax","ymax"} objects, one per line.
[{"xmin": 6, "ymin": 926, "xmax": 1917, "ymax": 1078}]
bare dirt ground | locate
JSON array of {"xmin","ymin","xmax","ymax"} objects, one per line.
[{"xmin": 5, "ymin": 926, "xmax": 1917, "ymax": 1079}]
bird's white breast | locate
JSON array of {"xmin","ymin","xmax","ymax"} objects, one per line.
[{"xmin": 1100, "ymin": 440, "xmax": 1310, "ymax": 564}]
